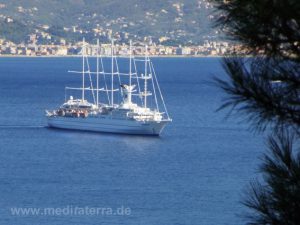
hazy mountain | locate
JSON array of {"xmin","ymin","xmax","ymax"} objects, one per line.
[{"xmin": 0, "ymin": 0, "xmax": 219, "ymax": 44}]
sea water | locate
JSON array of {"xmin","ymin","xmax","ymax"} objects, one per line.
[{"xmin": 0, "ymin": 57, "xmax": 264, "ymax": 225}]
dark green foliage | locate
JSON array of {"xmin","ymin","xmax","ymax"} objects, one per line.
[
  {"xmin": 213, "ymin": 0, "xmax": 300, "ymax": 60},
  {"xmin": 47, "ymin": 26, "xmax": 89, "ymax": 43},
  {"xmin": 212, "ymin": 0, "xmax": 300, "ymax": 224},
  {"xmin": 212, "ymin": 0, "xmax": 300, "ymax": 132},
  {"xmin": 160, "ymin": 39, "xmax": 183, "ymax": 47},
  {"xmin": 0, "ymin": 20, "xmax": 32, "ymax": 43},
  {"xmin": 48, "ymin": 26, "xmax": 66, "ymax": 38},
  {"xmin": 215, "ymin": 58, "xmax": 300, "ymax": 132},
  {"xmin": 0, "ymin": 0, "xmax": 215, "ymax": 44},
  {"xmin": 243, "ymin": 132, "xmax": 300, "ymax": 225}
]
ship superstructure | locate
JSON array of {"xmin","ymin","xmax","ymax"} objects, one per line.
[{"xmin": 46, "ymin": 39, "xmax": 171, "ymax": 135}]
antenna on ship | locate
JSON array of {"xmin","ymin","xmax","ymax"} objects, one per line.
[{"xmin": 120, "ymin": 40, "xmax": 136, "ymax": 107}]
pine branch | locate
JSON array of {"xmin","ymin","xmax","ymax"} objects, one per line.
[
  {"xmin": 242, "ymin": 132, "xmax": 300, "ymax": 225},
  {"xmin": 214, "ymin": 57, "xmax": 300, "ymax": 132}
]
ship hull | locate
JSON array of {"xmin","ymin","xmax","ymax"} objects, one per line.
[{"xmin": 47, "ymin": 116, "xmax": 169, "ymax": 136}]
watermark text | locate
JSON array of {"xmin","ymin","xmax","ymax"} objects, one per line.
[{"xmin": 10, "ymin": 205, "xmax": 131, "ymax": 217}]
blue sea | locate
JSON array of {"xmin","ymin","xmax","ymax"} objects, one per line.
[{"xmin": 0, "ymin": 57, "xmax": 264, "ymax": 225}]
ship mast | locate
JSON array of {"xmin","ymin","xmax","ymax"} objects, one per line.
[
  {"xmin": 96, "ymin": 39, "xmax": 100, "ymax": 107},
  {"xmin": 82, "ymin": 38, "xmax": 85, "ymax": 101},
  {"xmin": 144, "ymin": 45, "xmax": 148, "ymax": 108},
  {"xmin": 128, "ymin": 40, "xmax": 133, "ymax": 104},
  {"xmin": 111, "ymin": 39, "xmax": 114, "ymax": 107},
  {"xmin": 129, "ymin": 40, "xmax": 132, "ymax": 88}
]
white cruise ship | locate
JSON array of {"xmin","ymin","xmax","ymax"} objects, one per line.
[{"xmin": 46, "ymin": 39, "xmax": 171, "ymax": 135}]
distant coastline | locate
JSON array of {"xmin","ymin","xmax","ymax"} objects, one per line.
[{"xmin": 0, "ymin": 54, "xmax": 225, "ymax": 58}]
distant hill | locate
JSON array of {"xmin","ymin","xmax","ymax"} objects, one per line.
[{"xmin": 0, "ymin": 0, "xmax": 220, "ymax": 45}]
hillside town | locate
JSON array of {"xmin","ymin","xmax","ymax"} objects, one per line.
[
  {"xmin": 0, "ymin": 0, "xmax": 244, "ymax": 57},
  {"xmin": 0, "ymin": 37, "xmax": 243, "ymax": 57}
]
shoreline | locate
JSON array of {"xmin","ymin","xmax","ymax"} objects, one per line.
[{"xmin": 0, "ymin": 54, "xmax": 226, "ymax": 58}]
